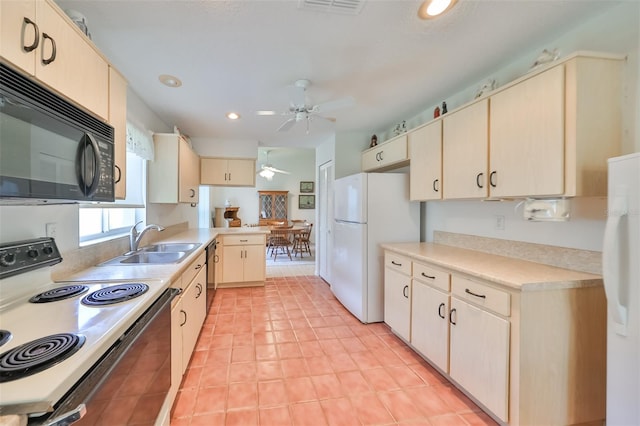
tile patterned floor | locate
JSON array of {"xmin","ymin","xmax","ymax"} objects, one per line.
[{"xmin": 171, "ymin": 276, "xmax": 498, "ymax": 425}]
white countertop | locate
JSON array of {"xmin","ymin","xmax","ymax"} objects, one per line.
[
  {"xmin": 381, "ymin": 242, "xmax": 602, "ymax": 291},
  {"xmin": 63, "ymin": 227, "xmax": 268, "ymax": 283}
]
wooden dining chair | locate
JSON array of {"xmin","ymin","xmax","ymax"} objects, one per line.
[
  {"xmin": 293, "ymin": 223, "xmax": 313, "ymax": 258},
  {"xmin": 269, "ymin": 226, "xmax": 293, "ymax": 260}
]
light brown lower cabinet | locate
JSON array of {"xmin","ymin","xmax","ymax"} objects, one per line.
[
  {"xmin": 218, "ymin": 234, "xmax": 266, "ymax": 287},
  {"xmin": 384, "ymin": 251, "xmax": 606, "ymax": 425},
  {"xmin": 169, "ymin": 252, "xmax": 207, "ymax": 404}
]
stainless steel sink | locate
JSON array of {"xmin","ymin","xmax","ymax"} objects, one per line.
[
  {"xmin": 99, "ymin": 251, "xmax": 188, "ymax": 266},
  {"xmin": 120, "ymin": 252, "xmax": 187, "ymax": 264},
  {"xmin": 140, "ymin": 243, "xmax": 201, "ymax": 253},
  {"xmin": 98, "ymin": 242, "xmax": 201, "ymax": 266}
]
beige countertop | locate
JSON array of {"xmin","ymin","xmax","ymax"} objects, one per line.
[
  {"xmin": 381, "ymin": 242, "xmax": 602, "ymax": 292},
  {"xmin": 62, "ymin": 227, "xmax": 268, "ymax": 284}
]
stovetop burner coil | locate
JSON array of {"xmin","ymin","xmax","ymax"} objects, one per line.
[
  {"xmin": 29, "ymin": 285, "xmax": 89, "ymax": 303},
  {"xmin": 81, "ymin": 283, "xmax": 149, "ymax": 306},
  {"xmin": 0, "ymin": 330, "xmax": 11, "ymax": 347},
  {"xmin": 0, "ymin": 333, "xmax": 85, "ymax": 382}
]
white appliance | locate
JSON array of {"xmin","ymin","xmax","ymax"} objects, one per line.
[
  {"xmin": 603, "ymin": 152, "xmax": 640, "ymax": 425},
  {"xmin": 331, "ymin": 172, "xmax": 419, "ymax": 323}
]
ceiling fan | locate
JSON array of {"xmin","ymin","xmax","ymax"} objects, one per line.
[
  {"xmin": 257, "ymin": 79, "xmax": 355, "ymax": 134},
  {"xmin": 257, "ymin": 150, "xmax": 290, "ymax": 180}
]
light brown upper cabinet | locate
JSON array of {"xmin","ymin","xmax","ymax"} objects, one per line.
[
  {"xmin": 442, "ymin": 99, "xmax": 489, "ymax": 199},
  {"xmin": 109, "ymin": 67, "xmax": 127, "ymax": 199},
  {"xmin": 409, "ymin": 121, "xmax": 443, "ymax": 201},
  {"xmin": 362, "ymin": 134, "xmax": 409, "ymax": 172},
  {"xmin": 201, "ymin": 158, "xmax": 256, "ymax": 187},
  {"xmin": 440, "ymin": 53, "xmax": 622, "ymax": 199},
  {"xmin": 1, "ymin": 0, "xmax": 109, "ymax": 120},
  {"xmin": 148, "ymin": 133, "xmax": 200, "ymax": 204}
]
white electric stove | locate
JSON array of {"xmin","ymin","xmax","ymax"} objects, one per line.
[{"xmin": 0, "ymin": 238, "xmax": 175, "ymax": 425}]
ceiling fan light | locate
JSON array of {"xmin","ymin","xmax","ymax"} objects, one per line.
[
  {"xmin": 256, "ymin": 110, "xmax": 277, "ymax": 116},
  {"xmin": 226, "ymin": 112, "xmax": 240, "ymax": 120},
  {"xmin": 418, "ymin": 0, "xmax": 457, "ymax": 19},
  {"xmin": 259, "ymin": 169, "xmax": 275, "ymax": 179}
]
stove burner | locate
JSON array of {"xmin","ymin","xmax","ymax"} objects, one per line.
[
  {"xmin": 0, "ymin": 333, "xmax": 85, "ymax": 382},
  {"xmin": 29, "ymin": 285, "xmax": 89, "ymax": 303},
  {"xmin": 81, "ymin": 283, "xmax": 149, "ymax": 306},
  {"xmin": 0, "ymin": 330, "xmax": 11, "ymax": 347}
]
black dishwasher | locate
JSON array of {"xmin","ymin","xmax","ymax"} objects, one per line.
[{"xmin": 205, "ymin": 239, "xmax": 218, "ymax": 313}]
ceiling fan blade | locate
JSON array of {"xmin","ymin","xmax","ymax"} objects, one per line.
[
  {"xmin": 277, "ymin": 118, "xmax": 296, "ymax": 132},
  {"xmin": 313, "ymin": 96, "xmax": 355, "ymax": 114},
  {"xmin": 313, "ymin": 114, "xmax": 336, "ymax": 123},
  {"xmin": 265, "ymin": 165, "xmax": 291, "ymax": 175}
]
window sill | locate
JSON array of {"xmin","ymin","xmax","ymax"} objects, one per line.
[{"xmin": 79, "ymin": 232, "xmax": 128, "ymax": 248}]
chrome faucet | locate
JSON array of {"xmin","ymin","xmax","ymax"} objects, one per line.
[{"xmin": 129, "ymin": 221, "xmax": 165, "ymax": 252}]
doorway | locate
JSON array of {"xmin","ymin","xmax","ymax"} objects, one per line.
[{"xmin": 318, "ymin": 160, "xmax": 334, "ymax": 282}]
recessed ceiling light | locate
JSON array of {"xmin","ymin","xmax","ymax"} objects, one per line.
[
  {"xmin": 159, "ymin": 74, "xmax": 182, "ymax": 87},
  {"xmin": 226, "ymin": 112, "xmax": 241, "ymax": 120},
  {"xmin": 256, "ymin": 110, "xmax": 277, "ymax": 116},
  {"xmin": 418, "ymin": 0, "xmax": 457, "ymax": 19}
]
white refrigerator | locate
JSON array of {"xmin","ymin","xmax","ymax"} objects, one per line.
[
  {"xmin": 603, "ymin": 152, "xmax": 640, "ymax": 425},
  {"xmin": 331, "ymin": 172, "xmax": 419, "ymax": 323}
]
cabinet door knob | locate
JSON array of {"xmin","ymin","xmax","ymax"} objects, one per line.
[
  {"xmin": 391, "ymin": 260, "xmax": 402, "ymax": 267},
  {"xmin": 438, "ymin": 302, "xmax": 446, "ymax": 319},
  {"xmin": 421, "ymin": 272, "xmax": 435, "ymax": 279},
  {"xmin": 190, "ymin": 188, "xmax": 196, "ymax": 198},
  {"xmin": 195, "ymin": 283, "xmax": 202, "ymax": 298},
  {"xmin": 22, "ymin": 17, "xmax": 39, "ymax": 52},
  {"xmin": 41, "ymin": 33, "xmax": 56, "ymax": 65},
  {"xmin": 449, "ymin": 308, "xmax": 457, "ymax": 325},
  {"xmin": 402, "ymin": 285, "xmax": 409, "ymax": 298},
  {"xmin": 476, "ymin": 172, "xmax": 484, "ymax": 189},
  {"xmin": 433, "ymin": 179, "xmax": 439, "ymax": 192},
  {"xmin": 180, "ymin": 309, "xmax": 187, "ymax": 326},
  {"xmin": 114, "ymin": 165, "xmax": 122, "ymax": 184},
  {"xmin": 489, "ymin": 171, "xmax": 497, "ymax": 188}
]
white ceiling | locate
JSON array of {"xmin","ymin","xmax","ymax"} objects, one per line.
[{"xmin": 55, "ymin": 0, "xmax": 619, "ymax": 149}]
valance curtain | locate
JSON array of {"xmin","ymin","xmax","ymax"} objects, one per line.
[{"xmin": 126, "ymin": 121, "xmax": 154, "ymax": 161}]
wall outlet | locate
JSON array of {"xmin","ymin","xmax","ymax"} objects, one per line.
[
  {"xmin": 46, "ymin": 223, "xmax": 58, "ymax": 238},
  {"xmin": 495, "ymin": 215, "xmax": 505, "ymax": 230}
]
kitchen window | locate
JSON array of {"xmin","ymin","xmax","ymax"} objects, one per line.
[{"xmin": 79, "ymin": 152, "xmax": 146, "ymax": 243}]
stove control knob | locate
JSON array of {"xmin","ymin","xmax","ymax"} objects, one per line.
[
  {"xmin": 0, "ymin": 252, "xmax": 16, "ymax": 266},
  {"xmin": 27, "ymin": 249, "xmax": 39, "ymax": 258},
  {"xmin": 42, "ymin": 246, "xmax": 54, "ymax": 255}
]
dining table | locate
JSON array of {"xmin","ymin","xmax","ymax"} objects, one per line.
[{"xmin": 268, "ymin": 225, "xmax": 308, "ymax": 259}]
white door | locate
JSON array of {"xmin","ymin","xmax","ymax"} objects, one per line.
[
  {"xmin": 332, "ymin": 220, "xmax": 367, "ymax": 322},
  {"xmin": 318, "ymin": 161, "xmax": 333, "ymax": 281}
]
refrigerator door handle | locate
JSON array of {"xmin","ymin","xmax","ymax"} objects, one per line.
[{"xmin": 603, "ymin": 192, "xmax": 629, "ymax": 336}]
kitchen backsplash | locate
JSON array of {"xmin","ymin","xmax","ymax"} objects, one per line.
[{"xmin": 434, "ymin": 231, "xmax": 601, "ymax": 275}]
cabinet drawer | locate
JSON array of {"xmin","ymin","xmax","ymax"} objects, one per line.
[
  {"xmin": 181, "ymin": 252, "xmax": 206, "ymax": 288},
  {"xmin": 413, "ymin": 262, "xmax": 450, "ymax": 292},
  {"xmin": 452, "ymin": 276, "xmax": 510, "ymax": 317},
  {"xmin": 385, "ymin": 252, "xmax": 411, "ymax": 276},
  {"xmin": 222, "ymin": 234, "xmax": 265, "ymax": 246}
]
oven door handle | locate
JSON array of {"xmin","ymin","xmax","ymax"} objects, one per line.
[{"xmin": 44, "ymin": 404, "xmax": 86, "ymax": 426}]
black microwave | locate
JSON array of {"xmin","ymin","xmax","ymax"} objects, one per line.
[{"xmin": 0, "ymin": 63, "xmax": 115, "ymax": 203}]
